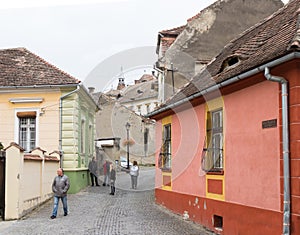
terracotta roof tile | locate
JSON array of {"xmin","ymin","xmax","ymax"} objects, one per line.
[
  {"xmin": 0, "ymin": 48, "xmax": 80, "ymax": 87},
  {"xmin": 44, "ymin": 155, "xmax": 60, "ymax": 162},
  {"xmin": 119, "ymin": 80, "xmax": 158, "ymax": 103},
  {"xmin": 159, "ymin": 25, "xmax": 186, "ymax": 36},
  {"xmin": 161, "ymin": 0, "xmax": 300, "ymax": 108},
  {"xmin": 24, "ymin": 154, "xmax": 43, "ymax": 161}
]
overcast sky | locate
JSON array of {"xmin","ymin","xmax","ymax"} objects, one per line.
[{"xmin": 0, "ymin": 0, "xmax": 288, "ymax": 91}]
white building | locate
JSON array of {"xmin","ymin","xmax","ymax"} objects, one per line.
[{"xmin": 118, "ymin": 74, "xmax": 160, "ymax": 116}]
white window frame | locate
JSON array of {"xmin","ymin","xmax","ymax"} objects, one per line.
[
  {"xmin": 80, "ymin": 118, "xmax": 86, "ymax": 154},
  {"xmin": 14, "ymin": 108, "xmax": 40, "ymax": 152},
  {"xmin": 88, "ymin": 123, "xmax": 93, "ymax": 155}
]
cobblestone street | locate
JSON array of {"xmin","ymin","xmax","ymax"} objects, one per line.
[{"xmin": 0, "ymin": 169, "xmax": 215, "ymax": 235}]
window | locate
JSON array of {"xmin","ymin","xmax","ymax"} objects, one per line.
[
  {"xmin": 81, "ymin": 119, "xmax": 86, "ymax": 154},
  {"xmin": 213, "ymin": 215, "xmax": 223, "ymax": 230},
  {"xmin": 17, "ymin": 112, "xmax": 37, "ymax": 152},
  {"xmin": 137, "ymin": 105, "xmax": 141, "ymax": 114},
  {"xmin": 159, "ymin": 124, "xmax": 171, "ymax": 170},
  {"xmin": 146, "ymin": 104, "xmax": 150, "ymax": 113},
  {"xmin": 205, "ymin": 109, "xmax": 223, "ymax": 171},
  {"xmin": 89, "ymin": 124, "xmax": 93, "ymax": 155}
]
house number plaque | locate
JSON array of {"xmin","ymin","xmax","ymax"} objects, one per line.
[{"xmin": 262, "ymin": 119, "xmax": 277, "ymax": 129}]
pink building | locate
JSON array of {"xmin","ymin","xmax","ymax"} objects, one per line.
[{"xmin": 149, "ymin": 1, "xmax": 300, "ymax": 234}]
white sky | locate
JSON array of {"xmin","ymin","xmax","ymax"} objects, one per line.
[{"xmin": 0, "ymin": 0, "xmax": 289, "ymax": 91}]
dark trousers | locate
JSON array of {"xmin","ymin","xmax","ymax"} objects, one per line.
[
  {"xmin": 90, "ymin": 173, "xmax": 99, "ymax": 186},
  {"xmin": 110, "ymin": 181, "xmax": 115, "ymax": 195}
]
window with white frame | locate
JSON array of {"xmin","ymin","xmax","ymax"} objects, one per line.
[
  {"xmin": 81, "ymin": 119, "xmax": 86, "ymax": 154},
  {"xmin": 16, "ymin": 111, "xmax": 37, "ymax": 152},
  {"xmin": 137, "ymin": 105, "xmax": 141, "ymax": 114},
  {"xmin": 89, "ymin": 124, "xmax": 93, "ymax": 155},
  {"xmin": 146, "ymin": 104, "xmax": 150, "ymax": 113}
]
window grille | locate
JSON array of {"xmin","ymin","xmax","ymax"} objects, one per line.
[{"xmin": 202, "ymin": 109, "xmax": 223, "ymax": 172}]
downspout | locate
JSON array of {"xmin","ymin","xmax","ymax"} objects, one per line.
[
  {"xmin": 59, "ymin": 85, "xmax": 80, "ymax": 168},
  {"xmin": 264, "ymin": 67, "xmax": 290, "ymax": 235}
]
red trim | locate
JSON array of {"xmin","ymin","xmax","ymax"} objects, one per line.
[
  {"xmin": 207, "ymin": 170, "xmax": 224, "ymax": 175},
  {"xmin": 207, "ymin": 179, "xmax": 223, "ymax": 194},
  {"xmin": 163, "ymin": 175, "xmax": 171, "ymax": 187}
]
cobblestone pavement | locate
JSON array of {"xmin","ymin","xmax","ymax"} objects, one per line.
[{"xmin": 0, "ymin": 169, "xmax": 215, "ymax": 235}]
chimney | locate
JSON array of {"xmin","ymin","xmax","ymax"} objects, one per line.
[
  {"xmin": 117, "ymin": 77, "xmax": 125, "ymax": 90},
  {"xmin": 88, "ymin": 87, "xmax": 95, "ymax": 94}
]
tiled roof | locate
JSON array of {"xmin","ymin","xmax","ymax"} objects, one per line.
[
  {"xmin": 159, "ymin": 25, "xmax": 186, "ymax": 36},
  {"xmin": 161, "ymin": 0, "xmax": 300, "ymax": 108},
  {"xmin": 24, "ymin": 154, "xmax": 43, "ymax": 161},
  {"xmin": 135, "ymin": 74, "xmax": 155, "ymax": 83},
  {"xmin": 44, "ymin": 155, "xmax": 60, "ymax": 162},
  {"xmin": 119, "ymin": 80, "xmax": 158, "ymax": 103},
  {"xmin": 0, "ymin": 48, "xmax": 80, "ymax": 87}
]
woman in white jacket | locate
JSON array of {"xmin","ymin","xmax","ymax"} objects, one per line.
[{"xmin": 129, "ymin": 161, "xmax": 139, "ymax": 189}]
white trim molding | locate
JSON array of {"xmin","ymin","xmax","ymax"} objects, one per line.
[{"xmin": 9, "ymin": 98, "xmax": 43, "ymax": 104}]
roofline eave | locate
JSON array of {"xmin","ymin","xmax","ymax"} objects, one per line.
[
  {"xmin": 0, "ymin": 83, "xmax": 79, "ymax": 90},
  {"xmin": 147, "ymin": 51, "xmax": 300, "ymax": 119}
]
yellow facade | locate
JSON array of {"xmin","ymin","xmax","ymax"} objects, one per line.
[
  {"xmin": 0, "ymin": 89, "xmax": 61, "ymax": 151},
  {"xmin": 161, "ymin": 116, "xmax": 172, "ymax": 191},
  {"xmin": 205, "ymin": 97, "xmax": 225, "ymax": 201}
]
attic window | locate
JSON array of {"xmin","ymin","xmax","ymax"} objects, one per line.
[
  {"xmin": 219, "ymin": 55, "xmax": 240, "ymax": 73},
  {"xmin": 137, "ymin": 89, "xmax": 143, "ymax": 94},
  {"xmin": 227, "ymin": 56, "xmax": 239, "ymax": 66}
]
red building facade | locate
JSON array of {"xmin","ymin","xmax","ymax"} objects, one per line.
[{"xmin": 149, "ymin": 1, "xmax": 300, "ymax": 234}]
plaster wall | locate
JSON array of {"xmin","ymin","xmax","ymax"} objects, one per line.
[
  {"xmin": 171, "ymin": 105, "xmax": 206, "ymax": 196},
  {"xmin": 0, "ymin": 91, "xmax": 61, "ymax": 152},
  {"xmin": 224, "ymin": 80, "xmax": 280, "ymax": 210}
]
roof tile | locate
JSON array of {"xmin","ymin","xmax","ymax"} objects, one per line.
[{"xmin": 0, "ymin": 48, "xmax": 80, "ymax": 87}]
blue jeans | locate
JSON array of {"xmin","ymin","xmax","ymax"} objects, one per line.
[
  {"xmin": 52, "ymin": 196, "xmax": 68, "ymax": 216},
  {"xmin": 131, "ymin": 175, "xmax": 138, "ymax": 189}
]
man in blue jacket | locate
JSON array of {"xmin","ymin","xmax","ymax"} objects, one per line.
[{"xmin": 50, "ymin": 168, "xmax": 70, "ymax": 219}]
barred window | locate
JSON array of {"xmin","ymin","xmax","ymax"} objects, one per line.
[
  {"xmin": 159, "ymin": 124, "xmax": 171, "ymax": 170},
  {"xmin": 203, "ymin": 109, "xmax": 223, "ymax": 172}
]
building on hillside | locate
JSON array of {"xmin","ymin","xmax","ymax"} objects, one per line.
[
  {"xmin": 92, "ymin": 91, "xmax": 155, "ymax": 166},
  {"xmin": 148, "ymin": 1, "xmax": 300, "ymax": 234},
  {"xmin": 155, "ymin": 0, "xmax": 283, "ymax": 102},
  {"xmin": 0, "ymin": 48, "xmax": 98, "ymax": 194},
  {"xmin": 119, "ymin": 74, "xmax": 159, "ymax": 116}
]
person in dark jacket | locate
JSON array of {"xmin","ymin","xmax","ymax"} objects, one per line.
[
  {"xmin": 109, "ymin": 164, "xmax": 116, "ymax": 195},
  {"xmin": 50, "ymin": 168, "xmax": 70, "ymax": 219},
  {"xmin": 88, "ymin": 157, "xmax": 100, "ymax": 186}
]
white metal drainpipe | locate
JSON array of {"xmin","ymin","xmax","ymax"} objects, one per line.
[
  {"xmin": 264, "ymin": 67, "xmax": 290, "ymax": 235},
  {"xmin": 59, "ymin": 85, "xmax": 80, "ymax": 168}
]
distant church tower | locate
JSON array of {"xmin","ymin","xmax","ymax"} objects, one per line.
[{"xmin": 117, "ymin": 67, "xmax": 126, "ymax": 90}]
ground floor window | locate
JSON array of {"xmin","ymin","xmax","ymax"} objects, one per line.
[{"xmin": 17, "ymin": 111, "xmax": 37, "ymax": 152}]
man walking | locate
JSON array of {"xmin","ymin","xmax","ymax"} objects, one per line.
[
  {"xmin": 50, "ymin": 168, "xmax": 70, "ymax": 219},
  {"xmin": 88, "ymin": 157, "xmax": 100, "ymax": 186}
]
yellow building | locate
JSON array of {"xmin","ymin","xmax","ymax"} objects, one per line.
[{"xmin": 0, "ymin": 48, "xmax": 98, "ymax": 194}]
